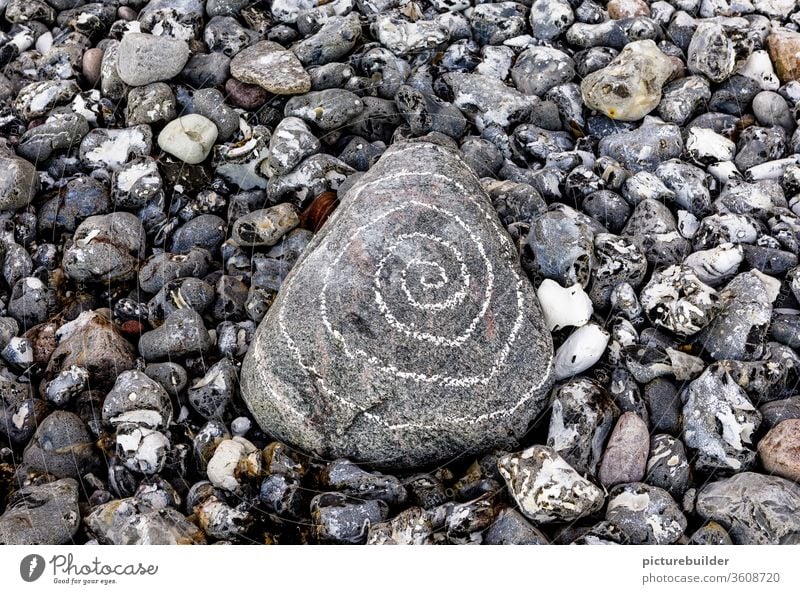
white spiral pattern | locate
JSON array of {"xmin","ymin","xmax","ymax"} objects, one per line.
[{"xmin": 267, "ymin": 143, "xmax": 553, "ymax": 431}]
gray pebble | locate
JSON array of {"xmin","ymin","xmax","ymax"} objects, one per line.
[
  {"xmin": 311, "ymin": 492, "xmax": 389, "ymax": 544},
  {"xmin": 116, "ymin": 32, "xmax": 190, "ymax": 87},
  {"xmin": 190, "ymin": 88, "xmax": 239, "ymax": 141},
  {"xmin": 696, "ymin": 472, "xmax": 800, "ymax": 544},
  {"xmin": 187, "ymin": 358, "xmax": 237, "ymax": 420},
  {"xmin": 284, "ymin": 88, "xmax": 364, "ymax": 131},
  {"xmin": 645, "ymin": 434, "xmax": 691, "ymax": 500},
  {"xmin": 138, "ymin": 308, "xmax": 213, "ymax": 360},
  {"xmin": 606, "ymin": 482, "xmax": 687, "ymax": 544},
  {"xmin": 23, "ymin": 410, "xmax": 99, "ymax": 478}
]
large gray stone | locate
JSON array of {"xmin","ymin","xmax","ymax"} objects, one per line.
[
  {"xmin": 241, "ymin": 141, "xmax": 554, "ymax": 469},
  {"xmin": 0, "ymin": 479, "xmax": 80, "ymax": 545},
  {"xmin": 696, "ymin": 472, "xmax": 800, "ymax": 544},
  {"xmin": 116, "ymin": 33, "xmax": 190, "ymax": 87}
]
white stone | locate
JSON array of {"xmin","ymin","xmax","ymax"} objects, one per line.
[
  {"xmin": 683, "ymin": 243, "xmax": 743, "ymax": 287},
  {"xmin": 157, "ymin": 115, "xmax": 218, "ymax": 165},
  {"xmin": 686, "ymin": 127, "xmax": 736, "ymax": 163},
  {"xmin": 206, "ymin": 437, "xmax": 261, "ymax": 492},
  {"xmin": 553, "ymin": 323, "xmax": 610, "ymax": 380},
  {"xmin": 116, "ymin": 426, "xmax": 170, "ymax": 475},
  {"xmin": 536, "ymin": 279, "xmax": 593, "ymax": 331},
  {"xmin": 707, "ymin": 161, "xmax": 741, "ymax": 185},
  {"xmin": 677, "ymin": 210, "xmax": 700, "ymax": 239},
  {"xmin": 498, "ymin": 445, "xmax": 605, "ymax": 523},
  {"xmin": 737, "ymin": 50, "xmax": 781, "ymax": 91}
]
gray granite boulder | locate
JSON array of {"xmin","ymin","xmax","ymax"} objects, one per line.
[{"xmin": 241, "ymin": 141, "xmax": 554, "ymax": 468}]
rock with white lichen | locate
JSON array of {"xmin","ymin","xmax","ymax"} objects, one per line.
[
  {"xmin": 682, "ymin": 364, "xmax": 761, "ymax": 473},
  {"xmin": 498, "ymin": 445, "xmax": 605, "ymax": 523}
]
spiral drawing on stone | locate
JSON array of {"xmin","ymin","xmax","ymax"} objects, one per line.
[{"xmin": 242, "ymin": 142, "xmax": 555, "ymax": 468}]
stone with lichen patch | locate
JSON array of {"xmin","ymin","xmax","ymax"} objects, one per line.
[
  {"xmin": 498, "ymin": 445, "xmax": 605, "ymax": 523},
  {"xmin": 682, "ymin": 364, "xmax": 761, "ymax": 473}
]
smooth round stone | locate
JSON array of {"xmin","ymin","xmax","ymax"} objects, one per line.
[
  {"xmin": 241, "ymin": 142, "xmax": 554, "ymax": 469},
  {"xmin": 530, "ymin": 0, "xmax": 574, "ymax": 41},
  {"xmin": 758, "ymin": 419, "xmax": 800, "ymax": 482},
  {"xmin": 768, "ymin": 29, "xmax": 800, "ymax": 83},
  {"xmin": 511, "ymin": 46, "xmax": 575, "ymax": 97},
  {"xmin": 752, "ymin": 91, "xmax": 795, "ymax": 130},
  {"xmin": 225, "ymin": 78, "xmax": 269, "ymax": 109},
  {"xmin": 116, "ymin": 33, "xmax": 190, "ymax": 87},
  {"xmin": 553, "ymin": 323, "xmax": 610, "ymax": 380},
  {"xmin": 62, "ymin": 212, "xmax": 146, "ymax": 283},
  {"xmin": 598, "ymin": 412, "xmax": 649, "ymax": 487},
  {"xmin": 22, "ymin": 411, "xmax": 99, "ymax": 478},
  {"xmin": 230, "ymin": 40, "xmax": 311, "ymax": 94},
  {"xmin": 0, "ymin": 155, "xmax": 40, "ymax": 212},
  {"xmin": 82, "ymin": 47, "xmax": 104, "ymax": 86},
  {"xmin": 138, "ymin": 308, "xmax": 213, "ymax": 360},
  {"xmin": 157, "ymin": 115, "xmax": 218, "ymax": 165},
  {"xmin": 102, "ymin": 370, "xmax": 173, "ymax": 430},
  {"xmin": 606, "ymin": 482, "xmax": 687, "ymax": 544}
]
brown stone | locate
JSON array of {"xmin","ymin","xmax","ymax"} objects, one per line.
[
  {"xmin": 45, "ymin": 309, "xmax": 136, "ymax": 390},
  {"xmin": 768, "ymin": 29, "xmax": 800, "ymax": 83},
  {"xmin": 758, "ymin": 419, "xmax": 800, "ymax": 482},
  {"xmin": 598, "ymin": 412, "xmax": 650, "ymax": 487},
  {"xmin": 225, "ymin": 78, "xmax": 269, "ymax": 110},
  {"xmin": 299, "ymin": 191, "xmax": 339, "ymax": 232},
  {"xmin": 23, "ymin": 322, "xmax": 58, "ymax": 367},
  {"xmin": 82, "ymin": 48, "xmax": 103, "ymax": 87},
  {"xmin": 607, "ymin": 0, "xmax": 650, "ymax": 18}
]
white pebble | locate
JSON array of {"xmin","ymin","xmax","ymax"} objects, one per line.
[
  {"xmin": 736, "ymin": 50, "xmax": 780, "ymax": 91},
  {"xmin": 553, "ymin": 323, "xmax": 610, "ymax": 380},
  {"xmin": 536, "ymin": 279, "xmax": 593, "ymax": 331},
  {"xmin": 157, "ymin": 114, "xmax": 218, "ymax": 164},
  {"xmin": 683, "ymin": 243, "xmax": 743, "ymax": 286},
  {"xmin": 231, "ymin": 417, "xmax": 252, "ymax": 436},
  {"xmin": 207, "ymin": 437, "xmax": 261, "ymax": 492},
  {"xmin": 686, "ymin": 127, "xmax": 735, "ymax": 163}
]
